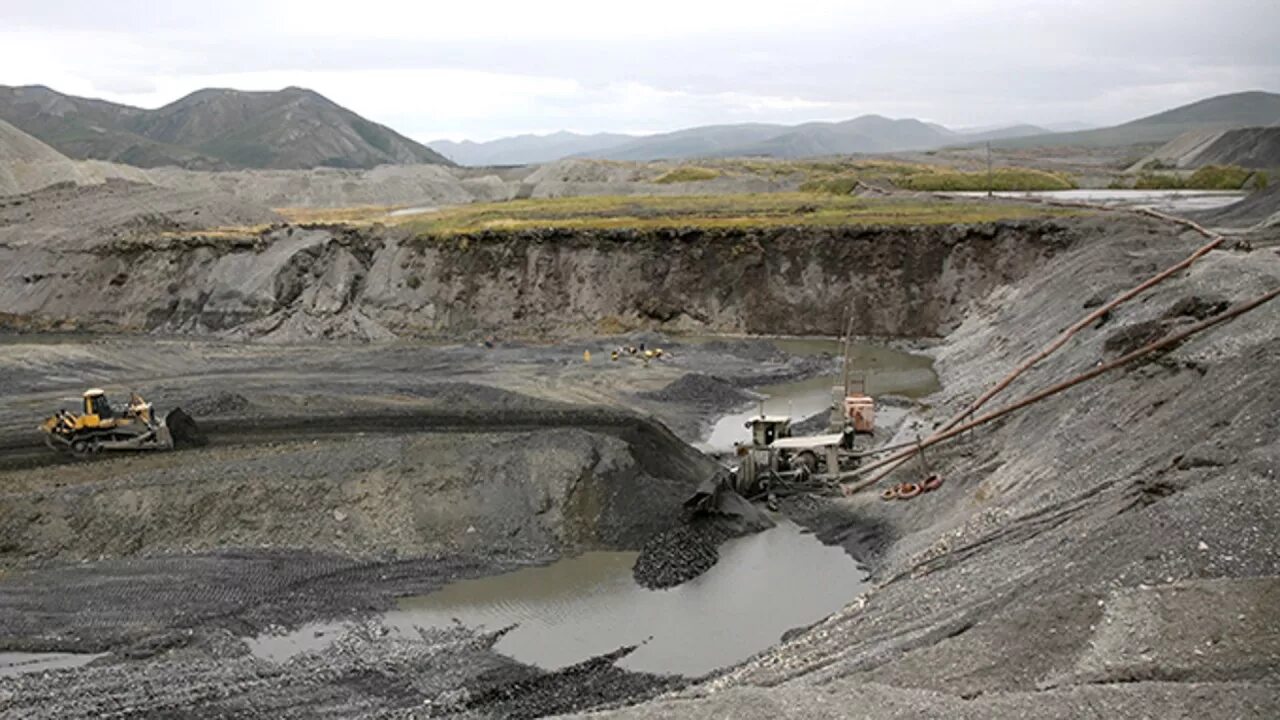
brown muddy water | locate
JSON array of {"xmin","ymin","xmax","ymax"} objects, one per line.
[
  {"xmin": 697, "ymin": 338, "xmax": 938, "ymax": 452},
  {"xmin": 248, "ymin": 337, "xmax": 923, "ymax": 677},
  {"xmin": 251, "ymin": 520, "xmax": 869, "ymax": 677}
]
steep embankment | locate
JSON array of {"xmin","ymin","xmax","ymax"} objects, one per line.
[
  {"xmin": 1132, "ymin": 126, "xmax": 1280, "ymax": 172},
  {"xmin": 0, "ymin": 197, "xmax": 1085, "ymax": 340}
]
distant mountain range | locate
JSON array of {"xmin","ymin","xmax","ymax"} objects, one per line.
[
  {"xmin": 0, "ymin": 85, "xmax": 452, "ymax": 170},
  {"xmin": 429, "ymin": 131, "xmax": 636, "ymax": 166},
  {"xmin": 431, "ymin": 118, "xmax": 1054, "ymax": 165},
  {"xmin": 433, "ymin": 91, "xmax": 1280, "ymax": 165},
  {"xmin": 2, "ymin": 83, "xmax": 1275, "ymax": 171}
]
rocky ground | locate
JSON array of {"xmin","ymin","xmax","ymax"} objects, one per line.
[{"xmin": 0, "ymin": 191, "xmax": 1277, "ymax": 717}]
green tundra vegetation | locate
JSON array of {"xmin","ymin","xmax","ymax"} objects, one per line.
[
  {"xmin": 398, "ymin": 193, "xmax": 1083, "ymax": 236},
  {"xmin": 794, "ymin": 162, "xmax": 1075, "ymax": 193},
  {"xmin": 653, "ymin": 166, "xmax": 722, "ymax": 183},
  {"xmin": 1130, "ymin": 164, "xmax": 1267, "ymax": 191}
]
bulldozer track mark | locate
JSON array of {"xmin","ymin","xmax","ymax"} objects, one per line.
[{"xmin": 0, "ymin": 407, "xmax": 691, "ymax": 473}]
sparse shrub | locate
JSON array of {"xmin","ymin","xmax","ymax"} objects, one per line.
[
  {"xmin": 1132, "ymin": 165, "xmax": 1257, "ymax": 191},
  {"xmin": 799, "ymin": 175, "xmax": 862, "ymax": 194},
  {"xmin": 405, "ymin": 274, "xmax": 422, "ymax": 289},
  {"xmin": 1133, "ymin": 172, "xmax": 1185, "ymax": 190},
  {"xmin": 1185, "ymin": 165, "xmax": 1253, "ymax": 190},
  {"xmin": 653, "ymin": 167, "xmax": 722, "ymax": 184}
]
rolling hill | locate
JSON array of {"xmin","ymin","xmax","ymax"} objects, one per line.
[
  {"xmin": 0, "ymin": 85, "xmax": 452, "ymax": 170},
  {"xmin": 436, "ymin": 91, "xmax": 1277, "ymax": 164},
  {"xmin": 990, "ymin": 91, "xmax": 1280, "ymax": 149},
  {"xmin": 436, "ymin": 118, "xmax": 1050, "ymax": 165},
  {"xmin": 431, "ymin": 131, "xmax": 638, "ymax": 166},
  {"xmin": 582, "ymin": 123, "xmax": 792, "ymax": 161},
  {"xmin": 719, "ymin": 115, "xmax": 954, "ymax": 157}
]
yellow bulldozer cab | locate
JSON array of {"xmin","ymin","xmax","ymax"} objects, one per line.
[
  {"xmin": 70, "ymin": 389, "xmax": 140, "ymax": 431},
  {"xmin": 78, "ymin": 389, "xmax": 107, "ymax": 429}
]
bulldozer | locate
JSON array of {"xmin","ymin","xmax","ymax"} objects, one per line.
[{"xmin": 40, "ymin": 388, "xmax": 201, "ymax": 456}]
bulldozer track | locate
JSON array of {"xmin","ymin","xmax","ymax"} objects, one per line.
[{"xmin": 0, "ymin": 407, "xmax": 694, "ymax": 473}]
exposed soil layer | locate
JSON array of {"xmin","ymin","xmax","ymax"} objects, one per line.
[{"xmin": 0, "ymin": 187, "xmax": 1087, "ymax": 340}]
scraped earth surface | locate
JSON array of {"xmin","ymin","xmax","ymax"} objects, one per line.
[
  {"xmin": 1, "ymin": 202, "xmax": 1278, "ymax": 718},
  {"xmin": 580, "ymin": 207, "xmax": 1280, "ymax": 718}
]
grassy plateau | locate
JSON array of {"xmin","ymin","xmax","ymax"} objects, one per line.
[{"xmin": 271, "ymin": 193, "xmax": 1083, "ymax": 236}]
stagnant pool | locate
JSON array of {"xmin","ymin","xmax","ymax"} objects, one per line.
[
  {"xmin": 252, "ymin": 520, "xmax": 870, "ymax": 677},
  {"xmin": 697, "ymin": 338, "xmax": 938, "ymax": 453}
]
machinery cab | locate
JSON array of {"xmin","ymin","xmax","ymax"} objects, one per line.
[
  {"xmin": 747, "ymin": 414, "xmax": 792, "ymax": 447},
  {"xmin": 83, "ymin": 388, "xmax": 113, "ymax": 421},
  {"xmin": 76, "ymin": 389, "xmax": 152, "ymax": 430}
]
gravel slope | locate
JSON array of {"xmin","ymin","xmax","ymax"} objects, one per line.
[{"xmin": 575, "ymin": 218, "xmax": 1280, "ymax": 718}]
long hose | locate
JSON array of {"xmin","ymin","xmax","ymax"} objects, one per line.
[
  {"xmin": 846, "ymin": 197, "xmax": 1237, "ymax": 490},
  {"xmin": 835, "ymin": 285, "xmax": 1280, "ymax": 493}
]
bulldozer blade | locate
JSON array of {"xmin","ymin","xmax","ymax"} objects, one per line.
[{"xmin": 165, "ymin": 408, "xmax": 206, "ymax": 448}]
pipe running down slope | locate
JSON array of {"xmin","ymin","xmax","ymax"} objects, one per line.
[{"xmin": 838, "ymin": 201, "xmax": 1270, "ymax": 492}]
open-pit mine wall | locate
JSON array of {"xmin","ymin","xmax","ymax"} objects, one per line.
[{"xmin": 0, "ymin": 221, "xmax": 1081, "ymax": 341}]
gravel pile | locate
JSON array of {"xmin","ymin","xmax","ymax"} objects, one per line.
[
  {"xmin": 637, "ymin": 373, "xmax": 755, "ymax": 409},
  {"xmin": 631, "ymin": 522, "xmax": 732, "ymax": 590}
]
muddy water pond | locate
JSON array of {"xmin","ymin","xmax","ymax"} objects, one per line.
[
  {"xmin": 696, "ymin": 338, "xmax": 938, "ymax": 453},
  {"xmin": 252, "ymin": 520, "xmax": 868, "ymax": 677}
]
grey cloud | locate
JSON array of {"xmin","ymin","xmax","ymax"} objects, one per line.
[{"xmin": 3, "ymin": 0, "xmax": 1278, "ymax": 136}]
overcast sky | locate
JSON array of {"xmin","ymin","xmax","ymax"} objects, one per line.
[{"xmin": 2, "ymin": 0, "xmax": 1277, "ymax": 142}]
